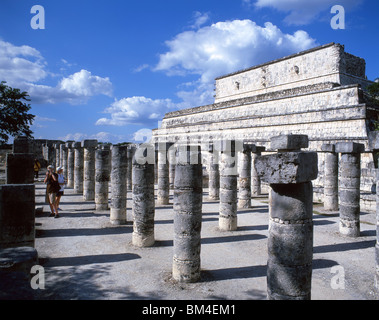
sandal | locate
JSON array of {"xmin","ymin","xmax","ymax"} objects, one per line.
[{"xmin": 54, "ymin": 214, "xmax": 60, "ymax": 218}]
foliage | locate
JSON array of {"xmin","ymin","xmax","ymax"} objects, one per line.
[{"xmin": 0, "ymin": 81, "xmax": 35, "ymax": 144}]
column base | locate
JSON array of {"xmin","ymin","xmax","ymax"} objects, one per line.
[
  {"xmin": 172, "ymin": 257, "xmax": 200, "ymax": 283},
  {"xmin": 132, "ymin": 232, "xmax": 155, "ymax": 247},
  {"xmin": 219, "ymin": 215, "xmax": 237, "ymax": 231},
  {"xmin": 339, "ymin": 219, "xmax": 360, "ymax": 237}
]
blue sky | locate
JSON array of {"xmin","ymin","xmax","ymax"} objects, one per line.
[{"xmin": 1, "ymin": 0, "xmax": 378, "ymax": 144}]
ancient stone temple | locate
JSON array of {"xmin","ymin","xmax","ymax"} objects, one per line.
[{"xmin": 152, "ymin": 42, "xmax": 379, "ymax": 210}]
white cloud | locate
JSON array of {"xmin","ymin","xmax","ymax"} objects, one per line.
[
  {"xmin": 154, "ymin": 19, "xmax": 316, "ymax": 108},
  {"xmin": 59, "ymin": 131, "xmax": 127, "ymax": 144},
  {"xmin": 155, "ymin": 20, "xmax": 316, "ymax": 83},
  {"xmin": 252, "ymin": 0, "xmax": 363, "ymax": 25},
  {"xmin": 58, "ymin": 69, "xmax": 112, "ymax": 97},
  {"xmin": 0, "ymin": 40, "xmax": 47, "ymax": 83},
  {"xmin": 96, "ymin": 96, "xmax": 176, "ymax": 126},
  {"xmin": 191, "ymin": 12, "xmax": 210, "ymax": 29},
  {"xmin": 0, "ymin": 40, "xmax": 113, "ymax": 105}
]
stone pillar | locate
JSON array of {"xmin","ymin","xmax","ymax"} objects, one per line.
[
  {"xmin": 110, "ymin": 145, "xmax": 128, "ymax": 225},
  {"xmin": 60, "ymin": 143, "xmax": 68, "ymax": 179},
  {"xmin": 43, "ymin": 142, "xmax": 55, "ymax": 168},
  {"xmin": 73, "ymin": 142, "xmax": 84, "ymax": 193},
  {"xmin": 6, "ymin": 153, "xmax": 34, "ymax": 184},
  {"xmin": 95, "ymin": 146, "xmax": 111, "ymax": 211},
  {"xmin": 208, "ymin": 143, "xmax": 220, "ymax": 200},
  {"xmin": 157, "ymin": 142, "xmax": 171, "ymax": 205},
  {"xmin": 126, "ymin": 146, "xmax": 136, "ymax": 191},
  {"xmin": 132, "ymin": 145, "xmax": 155, "ymax": 247},
  {"xmin": 321, "ymin": 144, "xmax": 339, "ymax": 211},
  {"xmin": 368, "ymin": 132, "xmax": 379, "ymax": 292},
  {"xmin": 255, "ymin": 134, "xmax": 318, "ymax": 300},
  {"xmin": 238, "ymin": 143, "xmax": 255, "ymax": 208},
  {"xmin": 251, "ymin": 146, "xmax": 265, "ymax": 196},
  {"xmin": 0, "ymin": 184, "xmax": 35, "ymax": 249},
  {"xmin": 168, "ymin": 145, "xmax": 176, "ymax": 190},
  {"xmin": 82, "ymin": 139, "xmax": 98, "ymax": 201},
  {"xmin": 335, "ymin": 142, "xmax": 364, "ymax": 237},
  {"xmin": 54, "ymin": 143, "xmax": 62, "ymax": 169},
  {"xmin": 219, "ymin": 140, "xmax": 239, "ymax": 231},
  {"xmin": 13, "ymin": 135, "xmax": 32, "ymax": 154},
  {"xmin": 172, "ymin": 145, "xmax": 203, "ymax": 282},
  {"xmin": 66, "ymin": 141, "xmax": 75, "ymax": 188}
]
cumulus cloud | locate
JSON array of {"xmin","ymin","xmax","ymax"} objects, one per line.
[
  {"xmin": 59, "ymin": 131, "xmax": 127, "ymax": 144},
  {"xmin": 153, "ymin": 19, "xmax": 316, "ymax": 108},
  {"xmin": 155, "ymin": 20, "xmax": 316, "ymax": 84},
  {"xmin": 97, "ymin": 19, "xmax": 317, "ymax": 128},
  {"xmin": 252, "ymin": 0, "xmax": 363, "ymax": 25},
  {"xmin": 96, "ymin": 96, "xmax": 176, "ymax": 127},
  {"xmin": 0, "ymin": 40, "xmax": 47, "ymax": 83},
  {"xmin": 0, "ymin": 40, "xmax": 113, "ymax": 104}
]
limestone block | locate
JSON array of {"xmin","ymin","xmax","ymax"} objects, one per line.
[
  {"xmin": 335, "ymin": 142, "xmax": 365, "ymax": 154},
  {"xmin": 255, "ymin": 152, "xmax": 318, "ymax": 184},
  {"xmin": 270, "ymin": 135, "xmax": 309, "ymax": 151},
  {"xmin": 81, "ymin": 139, "xmax": 98, "ymax": 149}
]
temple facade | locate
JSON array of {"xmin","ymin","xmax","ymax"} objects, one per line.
[{"xmin": 152, "ymin": 43, "xmax": 379, "ymax": 211}]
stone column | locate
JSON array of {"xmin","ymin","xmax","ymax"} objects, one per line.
[
  {"xmin": 110, "ymin": 144, "xmax": 128, "ymax": 225},
  {"xmin": 321, "ymin": 144, "xmax": 339, "ymax": 211},
  {"xmin": 251, "ymin": 146, "xmax": 265, "ymax": 196},
  {"xmin": 82, "ymin": 139, "xmax": 98, "ymax": 201},
  {"xmin": 6, "ymin": 153, "xmax": 34, "ymax": 184},
  {"xmin": 0, "ymin": 184, "xmax": 35, "ymax": 249},
  {"xmin": 126, "ymin": 146, "xmax": 136, "ymax": 191},
  {"xmin": 168, "ymin": 145, "xmax": 176, "ymax": 190},
  {"xmin": 66, "ymin": 141, "xmax": 75, "ymax": 188},
  {"xmin": 13, "ymin": 135, "xmax": 32, "ymax": 153},
  {"xmin": 54, "ymin": 143, "xmax": 62, "ymax": 169},
  {"xmin": 73, "ymin": 142, "xmax": 84, "ymax": 193},
  {"xmin": 208, "ymin": 143, "xmax": 220, "ymax": 200},
  {"xmin": 369, "ymin": 132, "xmax": 379, "ymax": 292},
  {"xmin": 132, "ymin": 145, "xmax": 155, "ymax": 247},
  {"xmin": 95, "ymin": 146, "xmax": 111, "ymax": 211},
  {"xmin": 238, "ymin": 143, "xmax": 255, "ymax": 208},
  {"xmin": 60, "ymin": 143, "xmax": 68, "ymax": 179},
  {"xmin": 219, "ymin": 140, "xmax": 239, "ymax": 231},
  {"xmin": 157, "ymin": 142, "xmax": 171, "ymax": 205},
  {"xmin": 43, "ymin": 142, "xmax": 55, "ymax": 168},
  {"xmin": 255, "ymin": 134, "xmax": 318, "ymax": 300},
  {"xmin": 172, "ymin": 145, "xmax": 203, "ymax": 282},
  {"xmin": 335, "ymin": 142, "xmax": 364, "ymax": 237}
]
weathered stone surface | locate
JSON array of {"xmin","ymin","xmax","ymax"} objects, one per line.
[
  {"xmin": 95, "ymin": 148, "xmax": 110, "ymax": 211},
  {"xmin": 73, "ymin": 142, "xmax": 83, "ymax": 193},
  {"xmin": 321, "ymin": 144, "xmax": 339, "ymax": 211},
  {"xmin": 335, "ymin": 142, "xmax": 365, "ymax": 154},
  {"xmin": 110, "ymin": 145, "xmax": 128, "ymax": 225},
  {"xmin": 132, "ymin": 153, "xmax": 155, "ymax": 247},
  {"xmin": 270, "ymin": 134, "xmax": 309, "ymax": 151},
  {"xmin": 255, "ymin": 152, "xmax": 318, "ymax": 184},
  {"xmin": 338, "ymin": 152, "xmax": 362, "ymax": 237},
  {"xmin": 6, "ymin": 153, "xmax": 34, "ymax": 184},
  {"xmin": 81, "ymin": 139, "xmax": 98, "ymax": 149},
  {"xmin": 83, "ymin": 140, "xmax": 98, "ymax": 201},
  {"xmin": 172, "ymin": 146, "xmax": 202, "ymax": 282},
  {"xmin": 0, "ymin": 184, "xmax": 35, "ymax": 249}
]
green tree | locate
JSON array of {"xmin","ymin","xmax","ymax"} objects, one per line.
[
  {"xmin": 0, "ymin": 81, "xmax": 35, "ymax": 144},
  {"xmin": 368, "ymin": 81, "xmax": 379, "ymax": 101}
]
